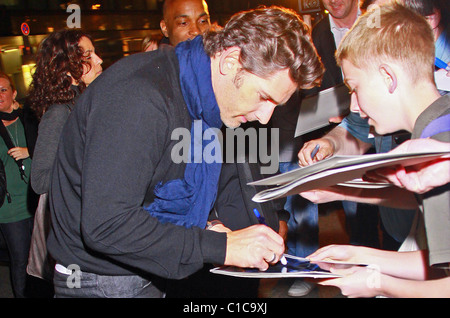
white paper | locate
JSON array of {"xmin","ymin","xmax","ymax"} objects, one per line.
[
  {"xmin": 435, "ymin": 69, "xmax": 450, "ymax": 92},
  {"xmin": 295, "ymin": 84, "xmax": 350, "ymax": 137},
  {"xmin": 210, "ymin": 254, "xmax": 339, "ymax": 279},
  {"xmin": 337, "ymin": 178, "xmax": 392, "ymax": 189},
  {"xmin": 210, "ymin": 254, "xmax": 368, "ymax": 279},
  {"xmin": 250, "ymin": 151, "xmax": 450, "ymax": 202}
]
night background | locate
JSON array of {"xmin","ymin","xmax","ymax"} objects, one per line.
[{"xmin": 0, "ymin": 1, "xmax": 326, "ymax": 100}]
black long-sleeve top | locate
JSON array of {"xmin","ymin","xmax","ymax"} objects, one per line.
[
  {"xmin": 47, "ymin": 46, "xmax": 226, "ymax": 279},
  {"xmin": 31, "ymin": 88, "xmax": 77, "ymax": 195}
]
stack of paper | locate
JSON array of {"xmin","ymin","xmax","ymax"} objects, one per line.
[
  {"xmin": 250, "ymin": 150, "xmax": 450, "ymax": 202},
  {"xmin": 210, "ymin": 254, "xmax": 366, "ymax": 279}
]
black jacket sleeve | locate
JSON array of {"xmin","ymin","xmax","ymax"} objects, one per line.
[{"xmin": 48, "ymin": 50, "xmax": 227, "ymax": 279}]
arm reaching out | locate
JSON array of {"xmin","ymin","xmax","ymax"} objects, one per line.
[
  {"xmin": 299, "ymin": 184, "xmax": 419, "ymax": 210},
  {"xmin": 307, "ymin": 245, "xmax": 450, "ymax": 298},
  {"xmin": 365, "ymin": 139, "xmax": 450, "ymax": 194},
  {"xmin": 298, "ymin": 126, "xmax": 371, "ymax": 166}
]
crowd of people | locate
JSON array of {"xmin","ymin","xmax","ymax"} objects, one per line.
[{"xmin": 0, "ymin": 0, "xmax": 448, "ymax": 298}]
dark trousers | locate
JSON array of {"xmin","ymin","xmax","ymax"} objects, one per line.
[
  {"xmin": 53, "ymin": 268, "xmax": 165, "ymax": 298},
  {"xmin": 0, "ymin": 217, "xmax": 33, "ymax": 298}
]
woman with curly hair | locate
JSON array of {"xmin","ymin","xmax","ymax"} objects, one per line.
[
  {"xmin": 29, "ymin": 29, "xmax": 102, "ymax": 194},
  {"xmin": 26, "ymin": 29, "xmax": 102, "ymax": 283}
]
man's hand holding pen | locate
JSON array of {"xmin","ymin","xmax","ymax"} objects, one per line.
[
  {"xmin": 224, "ymin": 225, "xmax": 285, "ymax": 271},
  {"xmin": 298, "ymin": 138, "xmax": 335, "ymax": 166}
]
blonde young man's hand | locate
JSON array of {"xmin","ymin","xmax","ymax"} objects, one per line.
[
  {"xmin": 298, "ymin": 138, "xmax": 335, "ymax": 166},
  {"xmin": 298, "ymin": 125, "xmax": 372, "ymax": 167}
]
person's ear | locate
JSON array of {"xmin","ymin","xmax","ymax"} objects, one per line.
[
  {"xmin": 426, "ymin": 10, "xmax": 440, "ymax": 30},
  {"xmin": 160, "ymin": 20, "xmax": 169, "ymax": 38},
  {"xmin": 12, "ymin": 90, "xmax": 17, "ymax": 101},
  {"xmin": 66, "ymin": 72, "xmax": 78, "ymax": 86},
  {"xmin": 218, "ymin": 47, "xmax": 241, "ymax": 76},
  {"xmin": 379, "ymin": 64, "xmax": 397, "ymax": 94}
]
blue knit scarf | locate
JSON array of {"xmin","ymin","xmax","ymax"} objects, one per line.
[{"xmin": 144, "ymin": 36, "xmax": 223, "ymax": 228}]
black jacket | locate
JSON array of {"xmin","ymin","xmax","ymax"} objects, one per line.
[
  {"xmin": 312, "ymin": 16, "xmax": 344, "ymax": 90},
  {"xmin": 47, "ymin": 47, "xmax": 226, "ymax": 279},
  {"xmin": 304, "ymin": 16, "xmax": 344, "ymax": 98}
]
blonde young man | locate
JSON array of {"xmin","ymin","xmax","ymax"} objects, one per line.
[{"xmin": 302, "ymin": 3, "xmax": 450, "ymax": 297}]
